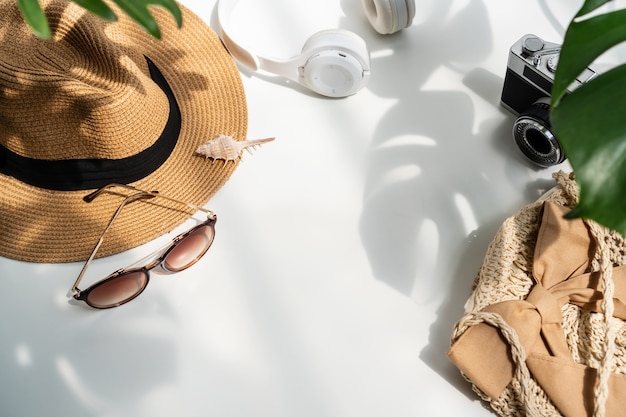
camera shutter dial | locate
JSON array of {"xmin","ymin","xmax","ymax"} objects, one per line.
[{"xmin": 547, "ymin": 56, "xmax": 558, "ymax": 73}]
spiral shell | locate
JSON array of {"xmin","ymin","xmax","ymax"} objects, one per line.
[{"xmin": 195, "ymin": 134, "xmax": 274, "ymax": 162}]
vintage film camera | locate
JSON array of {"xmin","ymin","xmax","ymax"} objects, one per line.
[{"xmin": 501, "ymin": 34, "xmax": 598, "ymax": 167}]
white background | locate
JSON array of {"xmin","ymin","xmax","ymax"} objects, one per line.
[{"xmin": 1, "ymin": 0, "xmax": 622, "ymax": 416}]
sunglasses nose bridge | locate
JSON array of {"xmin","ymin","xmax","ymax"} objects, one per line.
[{"xmin": 144, "ymin": 258, "xmax": 163, "ymax": 271}]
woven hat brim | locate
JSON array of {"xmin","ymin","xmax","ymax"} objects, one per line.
[{"xmin": 0, "ymin": 1, "xmax": 247, "ymax": 263}]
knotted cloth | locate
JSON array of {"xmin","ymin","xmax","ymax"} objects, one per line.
[{"xmin": 448, "ymin": 172, "xmax": 626, "ymax": 417}]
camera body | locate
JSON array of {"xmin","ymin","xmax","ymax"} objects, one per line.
[{"xmin": 501, "ymin": 34, "xmax": 597, "ymax": 167}]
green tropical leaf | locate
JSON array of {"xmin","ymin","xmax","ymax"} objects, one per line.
[
  {"xmin": 16, "ymin": 0, "xmax": 50, "ymax": 38},
  {"xmin": 552, "ymin": 6, "xmax": 626, "ymax": 107},
  {"xmin": 113, "ymin": 0, "xmax": 182, "ymax": 39},
  {"xmin": 71, "ymin": 0, "xmax": 117, "ymax": 21},
  {"xmin": 576, "ymin": 0, "xmax": 613, "ymax": 17},
  {"xmin": 17, "ymin": 0, "xmax": 182, "ymax": 39},
  {"xmin": 551, "ymin": 63, "xmax": 626, "ymax": 235}
]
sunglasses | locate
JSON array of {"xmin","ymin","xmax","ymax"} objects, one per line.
[{"xmin": 70, "ymin": 183, "xmax": 217, "ymax": 309}]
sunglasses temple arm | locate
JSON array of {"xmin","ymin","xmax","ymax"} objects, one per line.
[
  {"xmin": 70, "ymin": 192, "xmax": 154, "ymax": 295},
  {"xmin": 86, "ymin": 183, "xmax": 214, "ymax": 216},
  {"xmin": 70, "ymin": 234, "xmax": 105, "ymax": 295},
  {"xmin": 151, "ymin": 193, "xmax": 214, "ymax": 216}
]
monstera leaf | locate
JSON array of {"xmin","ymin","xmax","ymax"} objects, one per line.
[
  {"xmin": 551, "ymin": 0, "xmax": 626, "ymax": 236},
  {"xmin": 16, "ymin": 0, "xmax": 181, "ymax": 38}
]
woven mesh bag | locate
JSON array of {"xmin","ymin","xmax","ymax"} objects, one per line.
[{"xmin": 448, "ymin": 171, "xmax": 626, "ymax": 417}]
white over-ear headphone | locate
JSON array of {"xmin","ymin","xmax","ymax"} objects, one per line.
[
  {"xmin": 217, "ymin": 0, "xmax": 415, "ymax": 98},
  {"xmin": 362, "ymin": 0, "xmax": 416, "ymax": 35}
]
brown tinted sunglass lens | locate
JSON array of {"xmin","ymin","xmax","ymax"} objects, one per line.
[
  {"xmin": 164, "ymin": 225, "xmax": 214, "ymax": 272},
  {"xmin": 86, "ymin": 271, "xmax": 149, "ymax": 308}
]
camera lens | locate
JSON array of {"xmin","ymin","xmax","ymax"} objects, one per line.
[{"xmin": 512, "ymin": 98, "xmax": 564, "ymax": 167}]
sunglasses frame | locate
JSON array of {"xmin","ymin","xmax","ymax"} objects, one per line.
[{"xmin": 70, "ymin": 183, "xmax": 217, "ymax": 309}]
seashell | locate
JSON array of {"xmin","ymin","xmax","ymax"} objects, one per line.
[{"xmin": 195, "ymin": 134, "xmax": 275, "ymax": 163}]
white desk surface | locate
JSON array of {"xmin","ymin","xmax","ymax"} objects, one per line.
[{"xmin": 2, "ymin": 0, "xmax": 618, "ymax": 416}]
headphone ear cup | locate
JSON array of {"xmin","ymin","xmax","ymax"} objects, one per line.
[
  {"xmin": 362, "ymin": 0, "xmax": 415, "ymax": 34},
  {"xmin": 299, "ymin": 29, "xmax": 370, "ymax": 98}
]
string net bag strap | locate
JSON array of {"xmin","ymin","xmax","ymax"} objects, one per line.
[
  {"xmin": 452, "ymin": 311, "xmax": 542, "ymax": 416},
  {"xmin": 558, "ymin": 172, "xmax": 618, "ymax": 416},
  {"xmin": 449, "ymin": 171, "xmax": 626, "ymax": 417},
  {"xmin": 586, "ymin": 221, "xmax": 617, "ymax": 417}
]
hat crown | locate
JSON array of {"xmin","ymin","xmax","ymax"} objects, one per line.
[
  {"xmin": 0, "ymin": 0, "xmax": 170, "ymax": 161},
  {"xmin": 0, "ymin": 0, "xmax": 248, "ymax": 263}
]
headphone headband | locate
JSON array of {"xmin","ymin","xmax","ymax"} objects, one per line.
[
  {"xmin": 217, "ymin": 0, "xmax": 414, "ymax": 97},
  {"xmin": 217, "ymin": 0, "xmax": 262, "ymax": 72}
]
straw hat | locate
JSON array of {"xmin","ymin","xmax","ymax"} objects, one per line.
[{"xmin": 0, "ymin": 0, "xmax": 247, "ymax": 263}]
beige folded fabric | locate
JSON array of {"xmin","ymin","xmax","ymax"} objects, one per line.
[{"xmin": 448, "ymin": 201, "xmax": 626, "ymax": 416}]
